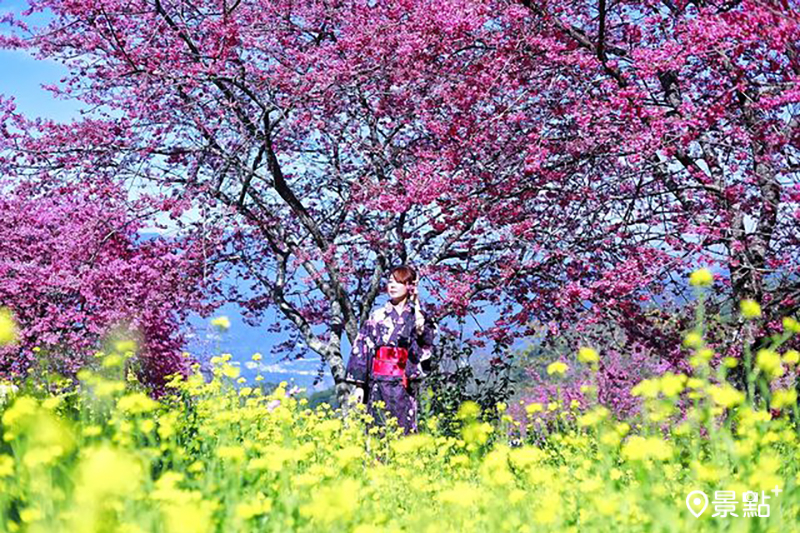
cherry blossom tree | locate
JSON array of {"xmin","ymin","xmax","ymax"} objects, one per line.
[
  {"xmin": 0, "ymin": 177, "xmax": 222, "ymax": 393},
  {"xmin": 507, "ymin": 0, "xmax": 800, "ymax": 387},
  {"xmin": 1, "ymin": 0, "xmax": 798, "ymax": 402}
]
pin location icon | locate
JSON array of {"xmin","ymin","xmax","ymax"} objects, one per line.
[{"xmin": 686, "ymin": 490, "xmax": 709, "ymax": 518}]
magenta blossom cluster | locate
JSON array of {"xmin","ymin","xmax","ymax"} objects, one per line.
[{"xmin": 0, "ymin": 180, "xmax": 222, "ymax": 393}]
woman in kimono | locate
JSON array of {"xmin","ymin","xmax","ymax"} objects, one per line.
[{"xmin": 345, "ymin": 264, "xmax": 437, "ymax": 435}]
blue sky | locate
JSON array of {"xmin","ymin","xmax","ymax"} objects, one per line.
[
  {"xmin": 0, "ymin": 49, "xmax": 84, "ymax": 121},
  {"xmin": 0, "ymin": 1, "xmax": 83, "ymax": 121},
  {"xmin": 0, "ymin": 1, "xmax": 518, "ymax": 391}
]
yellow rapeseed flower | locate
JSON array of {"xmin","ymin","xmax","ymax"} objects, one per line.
[
  {"xmin": 600, "ymin": 431, "xmax": 622, "ymax": 447},
  {"xmin": 23, "ymin": 444, "xmax": 67, "ymax": 469},
  {"xmin": 0, "ymin": 308, "xmax": 18, "ymax": 345},
  {"xmin": 462, "ymin": 421, "xmax": 493, "ymax": 448},
  {"xmin": 689, "ymin": 268, "xmax": 714, "ymax": 287},
  {"xmin": 683, "ymin": 331, "xmax": 703, "ymax": 348},
  {"xmin": 2, "ymin": 397, "xmax": 40, "ymax": 441},
  {"xmin": 546, "ymin": 361, "xmax": 569, "ymax": 376},
  {"xmin": 480, "ymin": 446, "xmax": 514, "ymax": 486},
  {"xmin": 749, "ymin": 454, "xmax": 782, "ymax": 491},
  {"xmin": 577, "ymin": 347, "xmax": 599, "ymax": 364},
  {"xmin": 113, "ymin": 339, "xmax": 137, "ymax": 354},
  {"xmin": 221, "ymin": 364, "xmax": 240, "ymax": 379},
  {"xmin": 101, "ymin": 353, "xmax": 124, "ymax": 369},
  {"xmin": 621, "ymin": 435, "xmax": 673, "ymax": 461},
  {"xmin": 95, "ymin": 379, "xmax": 125, "ymax": 398},
  {"xmin": 0, "ymin": 454, "xmax": 13, "ymax": 477},
  {"xmin": 76, "ymin": 445, "xmax": 145, "ymax": 499},
  {"xmin": 525, "ymin": 402, "xmax": 543, "ymax": 415},
  {"xmin": 740, "ymin": 299, "xmax": 761, "ymax": 319},
  {"xmin": 509, "ymin": 446, "xmax": 546, "ymax": 469},
  {"xmin": 694, "ymin": 348, "xmax": 714, "ymax": 364},
  {"xmin": 771, "ymin": 389, "xmax": 797, "ymax": 410},
  {"xmin": 235, "ymin": 492, "xmax": 273, "ymax": 521},
  {"xmin": 783, "ymin": 316, "xmax": 800, "ymax": 333},
  {"xmin": 456, "ymin": 401, "xmax": 481, "ymax": 420},
  {"xmin": 392, "ymin": 434, "xmax": 434, "ymax": 456},
  {"xmin": 437, "ymin": 481, "xmax": 481, "ymax": 507},
  {"xmin": 631, "ymin": 378, "xmax": 660, "ymax": 399},
  {"xmin": 756, "ymin": 349, "xmax": 784, "ymax": 379},
  {"xmin": 19, "ymin": 508, "xmax": 42, "ymax": 524},
  {"xmin": 334, "ymin": 445, "xmax": 365, "ymax": 468},
  {"xmin": 659, "ymin": 373, "xmax": 686, "ymax": 397},
  {"xmin": 216, "ymin": 445, "xmax": 246, "ymax": 462},
  {"xmin": 508, "ymin": 488, "xmax": 527, "ymax": 504},
  {"xmin": 738, "ymin": 408, "xmax": 771, "ymax": 428},
  {"xmin": 162, "ymin": 501, "xmax": 216, "ymax": 533},
  {"xmin": 211, "ymin": 316, "xmax": 231, "ymax": 331},
  {"xmin": 117, "ymin": 393, "xmax": 159, "ymax": 415},
  {"xmin": 687, "ymin": 378, "xmax": 705, "ymax": 389},
  {"xmin": 578, "ymin": 406, "xmax": 609, "ymax": 427},
  {"xmin": 533, "ymin": 494, "xmax": 560, "ymax": 524},
  {"xmin": 723, "ymin": 357, "xmax": 738, "ymax": 368},
  {"xmin": 299, "ymin": 478, "xmax": 360, "ymax": 524},
  {"xmin": 692, "ymin": 461, "xmax": 722, "ymax": 482},
  {"xmin": 708, "ymin": 385, "xmax": 745, "ymax": 408},
  {"xmin": 448, "ymin": 454, "xmax": 470, "ymax": 469}
]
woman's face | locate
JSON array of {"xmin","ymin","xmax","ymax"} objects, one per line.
[{"xmin": 387, "ymin": 273, "xmax": 410, "ymax": 301}]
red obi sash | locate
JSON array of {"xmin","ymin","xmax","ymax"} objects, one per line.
[{"xmin": 371, "ymin": 346, "xmax": 409, "ymax": 377}]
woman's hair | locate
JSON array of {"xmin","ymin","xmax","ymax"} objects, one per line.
[{"xmin": 390, "ymin": 264, "xmax": 417, "ymax": 285}]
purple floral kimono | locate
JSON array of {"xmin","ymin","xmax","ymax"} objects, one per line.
[{"xmin": 345, "ymin": 300, "xmax": 437, "ymax": 434}]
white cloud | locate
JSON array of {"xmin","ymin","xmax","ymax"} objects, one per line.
[{"xmin": 255, "ymin": 363, "xmax": 319, "ymax": 376}]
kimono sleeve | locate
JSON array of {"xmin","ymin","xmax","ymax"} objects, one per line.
[
  {"xmin": 345, "ymin": 318, "xmax": 376, "ymax": 386},
  {"xmin": 406, "ymin": 312, "xmax": 438, "ymax": 381}
]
